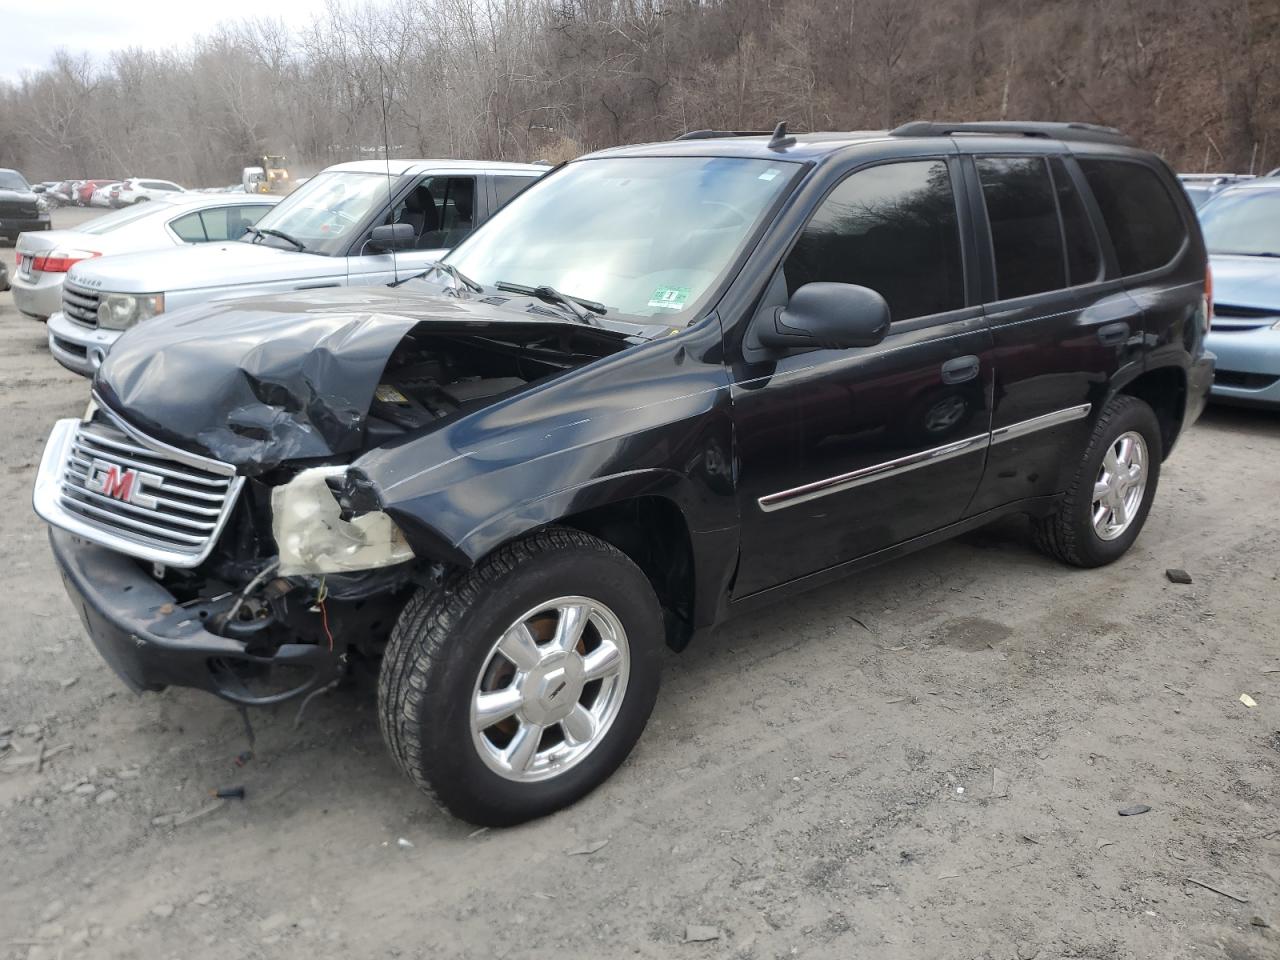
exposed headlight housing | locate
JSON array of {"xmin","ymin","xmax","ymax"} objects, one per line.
[
  {"xmin": 36, "ymin": 195, "xmax": 50, "ymax": 213},
  {"xmin": 272, "ymin": 467, "xmax": 414, "ymax": 577},
  {"xmin": 97, "ymin": 292, "xmax": 164, "ymax": 330}
]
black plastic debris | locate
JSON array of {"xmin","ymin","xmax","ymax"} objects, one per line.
[{"xmin": 1118, "ymin": 804, "xmax": 1152, "ymax": 816}]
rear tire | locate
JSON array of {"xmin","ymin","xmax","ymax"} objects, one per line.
[
  {"xmin": 1034, "ymin": 395, "xmax": 1162, "ymax": 567},
  {"xmin": 378, "ymin": 527, "xmax": 663, "ymax": 826}
]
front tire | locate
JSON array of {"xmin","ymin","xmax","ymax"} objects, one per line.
[
  {"xmin": 378, "ymin": 527, "xmax": 663, "ymax": 826},
  {"xmin": 1034, "ymin": 395, "xmax": 1163, "ymax": 567}
]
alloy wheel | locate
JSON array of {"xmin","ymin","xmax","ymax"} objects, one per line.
[
  {"xmin": 470, "ymin": 596, "xmax": 630, "ymax": 783},
  {"xmin": 1091, "ymin": 430, "xmax": 1147, "ymax": 541}
]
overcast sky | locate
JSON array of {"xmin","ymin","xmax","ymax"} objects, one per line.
[{"xmin": 2, "ymin": 0, "xmax": 387, "ymax": 83}]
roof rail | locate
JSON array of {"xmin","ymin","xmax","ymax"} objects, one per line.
[
  {"xmin": 891, "ymin": 120, "xmax": 1134, "ymax": 146},
  {"xmin": 675, "ymin": 129, "xmax": 775, "ymax": 141}
]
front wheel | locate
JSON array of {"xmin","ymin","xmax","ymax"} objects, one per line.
[
  {"xmin": 1034, "ymin": 395, "xmax": 1163, "ymax": 567},
  {"xmin": 378, "ymin": 527, "xmax": 663, "ymax": 826}
]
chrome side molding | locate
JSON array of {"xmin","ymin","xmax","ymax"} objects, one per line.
[
  {"xmin": 990, "ymin": 403, "xmax": 1091, "ymax": 445},
  {"xmin": 758, "ymin": 403, "xmax": 1092, "ymax": 513},
  {"xmin": 758, "ymin": 433, "xmax": 989, "ymax": 513}
]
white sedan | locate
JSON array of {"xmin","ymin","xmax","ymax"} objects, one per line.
[{"xmin": 12, "ymin": 192, "xmax": 279, "ymax": 321}]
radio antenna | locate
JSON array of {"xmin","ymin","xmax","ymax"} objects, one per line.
[{"xmin": 378, "ymin": 63, "xmax": 397, "ymax": 282}]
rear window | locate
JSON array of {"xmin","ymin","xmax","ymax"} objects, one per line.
[
  {"xmin": 976, "ymin": 157, "xmax": 1065, "ymax": 299},
  {"xmin": 1049, "ymin": 158, "xmax": 1102, "ymax": 285},
  {"xmin": 1079, "ymin": 159, "xmax": 1186, "ymax": 275}
]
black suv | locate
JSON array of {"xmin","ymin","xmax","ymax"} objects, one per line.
[{"xmin": 34, "ymin": 121, "xmax": 1213, "ymax": 825}]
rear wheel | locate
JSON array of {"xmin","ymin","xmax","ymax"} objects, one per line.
[
  {"xmin": 1034, "ymin": 395, "xmax": 1162, "ymax": 567},
  {"xmin": 378, "ymin": 527, "xmax": 663, "ymax": 826}
]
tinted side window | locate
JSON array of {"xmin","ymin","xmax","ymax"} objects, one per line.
[
  {"xmin": 169, "ymin": 211, "xmax": 207, "ymax": 242},
  {"xmin": 784, "ymin": 160, "xmax": 965, "ymax": 321},
  {"xmin": 198, "ymin": 206, "xmax": 263, "ymax": 242},
  {"xmin": 1049, "ymin": 158, "xmax": 1102, "ymax": 285},
  {"xmin": 494, "ymin": 175, "xmax": 536, "ymax": 208},
  {"xmin": 976, "ymin": 157, "xmax": 1065, "ymax": 299},
  {"xmin": 198, "ymin": 208, "xmax": 233, "ymax": 241},
  {"xmin": 1078, "ymin": 159, "xmax": 1186, "ymax": 275}
]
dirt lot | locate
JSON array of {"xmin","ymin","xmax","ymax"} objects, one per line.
[{"xmin": 1, "ymin": 208, "xmax": 1277, "ymax": 960}]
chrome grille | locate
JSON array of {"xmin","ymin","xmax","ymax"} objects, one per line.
[
  {"xmin": 58, "ymin": 416, "xmax": 242, "ymax": 565},
  {"xmin": 62, "ymin": 280, "xmax": 101, "ymax": 328}
]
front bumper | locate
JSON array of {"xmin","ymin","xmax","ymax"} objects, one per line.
[
  {"xmin": 47, "ymin": 310, "xmax": 119, "ymax": 377},
  {"xmin": 10, "ymin": 271, "xmax": 62, "ymax": 320},
  {"xmin": 1205, "ymin": 326, "xmax": 1280, "ymax": 407},
  {"xmin": 49, "ymin": 527, "xmax": 339, "ymax": 705},
  {"xmin": 0, "ymin": 214, "xmax": 50, "ymax": 239}
]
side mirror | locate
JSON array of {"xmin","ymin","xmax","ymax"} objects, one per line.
[
  {"xmin": 756, "ymin": 282, "xmax": 891, "ymax": 351},
  {"xmin": 368, "ymin": 223, "xmax": 415, "ymax": 252},
  {"xmin": 32, "ymin": 185, "xmax": 45, "ymax": 194}
]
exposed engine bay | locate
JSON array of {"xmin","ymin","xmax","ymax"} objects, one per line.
[{"xmin": 363, "ymin": 330, "xmax": 605, "ymax": 445}]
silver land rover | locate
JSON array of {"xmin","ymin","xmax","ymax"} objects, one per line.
[{"xmin": 48, "ymin": 159, "xmax": 545, "ymax": 375}]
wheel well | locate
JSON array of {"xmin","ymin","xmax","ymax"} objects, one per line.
[
  {"xmin": 1119, "ymin": 366, "xmax": 1186, "ymax": 458},
  {"xmin": 558, "ymin": 497, "xmax": 695, "ymax": 651}
]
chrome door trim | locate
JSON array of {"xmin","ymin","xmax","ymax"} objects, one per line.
[
  {"xmin": 756, "ymin": 402, "xmax": 1092, "ymax": 513},
  {"xmin": 990, "ymin": 403, "xmax": 1091, "ymax": 445},
  {"xmin": 757, "ymin": 433, "xmax": 989, "ymax": 513}
]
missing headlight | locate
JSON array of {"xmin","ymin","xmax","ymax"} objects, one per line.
[{"xmin": 271, "ymin": 467, "xmax": 414, "ymax": 577}]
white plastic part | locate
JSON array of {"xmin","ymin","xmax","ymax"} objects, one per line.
[{"xmin": 271, "ymin": 466, "xmax": 414, "ymax": 577}]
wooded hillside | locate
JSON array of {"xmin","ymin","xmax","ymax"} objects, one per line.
[{"xmin": 3, "ymin": 0, "xmax": 1276, "ymax": 182}]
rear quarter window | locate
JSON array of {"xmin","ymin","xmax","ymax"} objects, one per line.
[
  {"xmin": 169, "ymin": 211, "xmax": 207, "ymax": 243},
  {"xmin": 1078, "ymin": 158, "xmax": 1187, "ymax": 276}
]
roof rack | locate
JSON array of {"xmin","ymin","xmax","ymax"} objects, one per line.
[
  {"xmin": 676, "ymin": 122, "xmax": 796, "ymax": 151},
  {"xmin": 675, "ymin": 129, "xmax": 775, "ymax": 140},
  {"xmin": 891, "ymin": 120, "xmax": 1134, "ymax": 146}
]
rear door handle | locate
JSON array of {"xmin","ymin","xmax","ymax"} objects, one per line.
[
  {"xmin": 941, "ymin": 355, "xmax": 980, "ymax": 384},
  {"xmin": 1097, "ymin": 321, "xmax": 1130, "ymax": 346}
]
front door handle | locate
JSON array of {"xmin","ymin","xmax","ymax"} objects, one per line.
[
  {"xmin": 1097, "ymin": 321, "xmax": 1130, "ymax": 346},
  {"xmin": 941, "ymin": 355, "xmax": 980, "ymax": 384}
]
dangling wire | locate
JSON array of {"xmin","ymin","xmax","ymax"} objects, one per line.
[{"xmin": 316, "ymin": 576, "xmax": 334, "ymax": 653}]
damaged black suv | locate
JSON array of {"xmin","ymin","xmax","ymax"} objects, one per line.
[{"xmin": 35, "ymin": 122, "xmax": 1213, "ymax": 825}]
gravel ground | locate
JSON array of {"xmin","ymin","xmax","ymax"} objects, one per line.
[{"xmin": 1, "ymin": 208, "xmax": 1278, "ymax": 960}]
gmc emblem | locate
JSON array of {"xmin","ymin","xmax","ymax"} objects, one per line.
[{"xmin": 85, "ymin": 458, "xmax": 163, "ymax": 509}]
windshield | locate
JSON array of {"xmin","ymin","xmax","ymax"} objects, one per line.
[
  {"xmin": 78, "ymin": 201, "xmax": 176, "ymax": 235},
  {"xmin": 0, "ymin": 170, "xmax": 30, "ymax": 191},
  {"xmin": 1200, "ymin": 189, "xmax": 1280, "ymax": 256},
  {"xmin": 245, "ymin": 171, "xmax": 392, "ymax": 255},
  {"xmin": 446, "ymin": 156, "xmax": 800, "ymax": 323}
]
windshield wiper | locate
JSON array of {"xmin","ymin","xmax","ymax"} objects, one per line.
[
  {"xmin": 495, "ymin": 281, "xmax": 606, "ymax": 325},
  {"xmin": 245, "ymin": 225, "xmax": 306, "ymax": 252},
  {"xmin": 389, "ymin": 260, "xmax": 483, "ymax": 292}
]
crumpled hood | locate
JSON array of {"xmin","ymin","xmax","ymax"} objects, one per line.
[
  {"xmin": 93, "ymin": 285, "xmax": 627, "ymax": 474},
  {"xmin": 1210, "ymin": 254, "xmax": 1280, "ymax": 312}
]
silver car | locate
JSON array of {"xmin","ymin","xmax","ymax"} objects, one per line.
[
  {"xmin": 1200, "ymin": 178, "xmax": 1280, "ymax": 407},
  {"xmin": 48, "ymin": 159, "xmax": 545, "ymax": 377},
  {"xmin": 14, "ymin": 193, "xmax": 278, "ymax": 321}
]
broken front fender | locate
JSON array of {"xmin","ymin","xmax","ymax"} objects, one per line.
[{"xmin": 350, "ymin": 319, "xmax": 739, "ymax": 565}]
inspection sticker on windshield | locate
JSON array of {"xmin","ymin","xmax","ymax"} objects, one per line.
[
  {"xmin": 648, "ymin": 286, "xmax": 690, "ymax": 310},
  {"xmin": 758, "ymin": 168, "xmax": 782, "ymax": 181}
]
